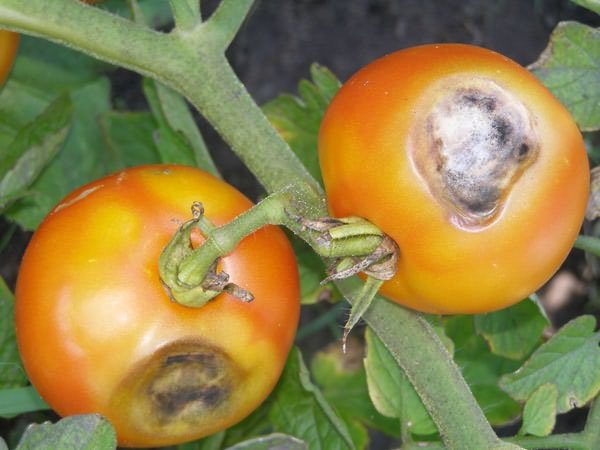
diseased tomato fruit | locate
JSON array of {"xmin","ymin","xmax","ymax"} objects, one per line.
[
  {"xmin": 0, "ymin": 30, "xmax": 19, "ymax": 86},
  {"xmin": 15, "ymin": 165, "xmax": 300, "ymax": 447},
  {"xmin": 319, "ymin": 44, "xmax": 589, "ymax": 314}
]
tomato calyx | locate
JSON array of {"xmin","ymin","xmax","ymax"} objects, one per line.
[
  {"xmin": 292, "ymin": 215, "xmax": 399, "ymax": 282},
  {"xmin": 159, "ymin": 202, "xmax": 253, "ymax": 307}
]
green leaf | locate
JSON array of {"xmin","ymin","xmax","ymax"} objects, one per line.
[
  {"xmin": 0, "ymin": 386, "xmax": 49, "ymax": 418},
  {"xmin": 291, "ymin": 236, "xmax": 332, "ymax": 305},
  {"xmin": 263, "ymin": 64, "xmax": 341, "ymax": 183},
  {"xmin": 474, "ymin": 297, "xmax": 549, "ymax": 360},
  {"xmin": 364, "ymin": 328, "xmax": 435, "ymax": 436},
  {"xmin": 9, "ymin": 36, "xmax": 108, "ymax": 94},
  {"xmin": 4, "ymin": 78, "xmax": 112, "ymax": 230},
  {"xmin": 0, "ymin": 95, "xmax": 72, "ymax": 211},
  {"xmin": 99, "ymin": 111, "xmax": 161, "ymax": 170},
  {"xmin": 520, "ymin": 383, "xmax": 558, "ymax": 437},
  {"xmin": 225, "ymin": 433, "xmax": 307, "ymax": 450},
  {"xmin": 571, "ymin": 0, "xmax": 600, "ymax": 15},
  {"xmin": 0, "ymin": 277, "xmax": 27, "ymax": 388},
  {"xmin": 268, "ymin": 347, "xmax": 354, "ymax": 450},
  {"xmin": 176, "ymin": 431, "xmax": 225, "ymax": 450},
  {"xmin": 100, "ymin": 0, "xmax": 173, "ymax": 28},
  {"xmin": 311, "ymin": 339, "xmax": 400, "ymax": 439},
  {"xmin": 143, "ymin": 78, "xmax": 204, "ymax": 167},
  {"xmin": 151, "ymin": 80, "xmax": 219, "ymax": 175},
  {"xmin": 15, "ymin": 414, "xmax": 116, "ymax": 450},
  {"xmin": 529, "ymin": 21, "xmax": 600, "ymax": 131},
  {"xmin": 500, "ymin": 315, "xmax": 600, "ymax": 413},
  {"xmin": 445, "ymin": 316, "xmax": 521, "ymax": 426},
  {"xmin": 221, "ymin": 400, "xmax": 272, "ymax": 448}
]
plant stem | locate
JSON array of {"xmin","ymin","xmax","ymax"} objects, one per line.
[
  {"xmin": 201, "ymin": 0, "xmax": 255, "ymax": 50},
  {"xmin": 169, "ymin": 0, "xmax": 200, "ymax": 32},
  {"xmin": 574, "ymin": 235, "xmax": 600, "ymax": 258},
  {"xmin": 0, "ymin": 0, "xmax": 322, "ymax": 205},
  {"xmin": 335, "ymin": 277, "xmax": 512, "ymax": 450},
  {"xmin": 583, "ymin": 398, "xmax": 600, "ymax": 448}
]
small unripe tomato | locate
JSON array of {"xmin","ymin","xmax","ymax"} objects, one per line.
[
  {"xmin": 0, "ymin": 30, "xmax": 19, "ymax": 86},
  {"xmin": 15, "ymin": 165, "xmax": 300, "ymax": 447},
  {"xmin": 319, "ymin": 44, "xmax": 589, "ymax": 314}
]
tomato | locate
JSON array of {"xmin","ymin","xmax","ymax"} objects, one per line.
[
  {"xmin": 319, "ymin": 44, "xmax": 589, "ymax": 314},
  {"xmin": 0, "ymin": 30, "xmax": 18, "ymax": 86},
  {"xmin": 15, "ymin": 165, "xmax": 300, "ymax": 447}
]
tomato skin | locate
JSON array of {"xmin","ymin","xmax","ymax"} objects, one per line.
[
  {"xmin": 0, "ymin": 30, "xmax": 18, "ymax": 86},
  {"xmin": 319, "ymin": 44, "xmax": 589, "ymax": 314},
  {"xmin": 15, "ymin": 165, "xmax": 300, "ymax": 447}
]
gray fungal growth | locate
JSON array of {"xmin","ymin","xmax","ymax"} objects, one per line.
[{"xmin": 412, "ymin": 78, "xmax": 538, "ymax": 227}]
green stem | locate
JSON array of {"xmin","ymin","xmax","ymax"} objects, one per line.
[
  {"xmin": 169, "ymin": 0, "xmax": 201, "ymax": 31},
  {"xmin": 574, "ymin": 235, "xmax": 600, "ymax": 258},
  {"xmin": 0, "ymin": 0, "xmax": 322, "ymax": 205},
  {"xmin": 337, "ymin": 278, "xmax": 511, "ymax": 450},
  {"xmin": 583, "ymin": 397, "xmax": 600, "ymax": 448},
  {"xmin": 202, "ymin": 0, "xmax": 255, "ymax": 49},
  {"xmin": 176, "ymin": 190, "xmax": 290, "ymax": 287}
]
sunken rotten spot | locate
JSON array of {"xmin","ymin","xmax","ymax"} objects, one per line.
[
  {"xmin": 111, "ymin": 339, "xmax": 242, "ymax": 437},
  {"xmin": 411, "ymin": 78, "xmax": 539, "ymax": 228},
  {"xmin": 147, "ymin": 347, "xmax": 234, "ymax": 423}
]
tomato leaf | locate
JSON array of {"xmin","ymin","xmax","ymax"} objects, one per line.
[
  {"xmin": 268, "ymin": 347, "xmax": 355, "ymax": 450},
  {"xmin": 4, "ymin": 78, "xmax": 112, "ymax": 230},
  {"xmin": 14, "ymin": 414, "xmax": 116, "ymax": 450},
  {"xmin": 175, "ymin": 431, "xmax": 225, "ymax": 450},
  {"xmin": 445, "ymin": 316, "xmax": 521, "ymax": 426},
  {"xmin": 99, "ymin": 111, "xmax": 161, "ymax": 170},
  {"xmin": 529, "ymin": 21, "xmax": 600, "ymax": 131},
  {"xmin": 311, "ymin": 338, "xmax": 401, "ymax": 440},
  {"xmin": 0, "ymin": 277, "xmax": 27, "ymax": 389},
  {"xmin": 519, "ymin": 383, "xmax": 558, "ymax": 437},
  {"xmin": 570, "ymin": 0, "xmax": 600, "ymax": 15},
  {"xmin": 0, "ymin": 95, "xmax": 72, "ymax": 211},
  {"xmin": 0, "ymin": 386, "xmax": 48, "ymax": 419},
  {"xmin": 221, "ymin": 400, "xmax": 272, "ymax": 448},
  {"xmin": 364, "ymin": 327, "xmax": 436, "ymax": 437},
  {"xmin": 290, "ymin": 236, "xmax": 333, "ymax": 305},
  {"xmin": 499, "ymin": 315, "xmax": 600, "ymax": 413},
  {"xmin": 100, "ymin": 0, "xmax": 173, "ymax": 28},
  {"xmin": 224, "ymin": 433, "xmax": 307, "ymax": 450},
  {"xmin": 143, "ymin": 78, "xmax": 218, "ymax": 172},
  {"xmin": 263, "ymin": 64, "xmax": 341, "ymax": 184},
  {"xmin": 474, "ymin": 296, "xmax": 549, "ymax": 360}
]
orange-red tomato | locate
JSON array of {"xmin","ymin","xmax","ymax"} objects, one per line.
[
  {"xmin": 0, "ymin": 30, "xmax": 18, "ymax": 86},
  {"xmin": 16, "ymin": 165, "xmax": 300, "ymax": 447},
  {"xmin": 319, "ymin": 44, "xmax": 589, "ymax": 314}
]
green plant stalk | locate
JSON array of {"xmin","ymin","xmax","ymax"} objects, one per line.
[
  {"xmin": 0, "ymin": 2, "xmax": 511, "ymax": 448},
  {"xmin": 339, "ymin": 279, "xmax": 511, "ymax": 450},
  {"xmin": 406, "ymin": 399, "xmax": 600, "ymax": 449},
  {"xmin": 574, "ymin": 235, "xmax": 600, "ymax": 258},
  {"xmin": 169, "ymin": 0, "xmax": 200, "ymax": 31}
]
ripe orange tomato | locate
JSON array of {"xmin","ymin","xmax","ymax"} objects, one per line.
[
  {"xmin": 0, "ymin": 30, "xmax": 18, "ymax": 86},
  {"xmin": 15, "ymin": 165, "xmax": 300, "ymax": 447},
  {"xmin": 319, "ymin": 44, "xmax": 589, "ymax": 314}
]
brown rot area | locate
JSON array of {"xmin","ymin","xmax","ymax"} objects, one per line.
[
  {"xmin": 111, "ymin": 340, "xmax": 241, "ymax": 438},
  {"xmin": 148, "ymin": 351, "xmax": 232, "ymax": 420},
  {"xmin": 411, "ymin": 77, "xmax": 539, "ymax": 227}
]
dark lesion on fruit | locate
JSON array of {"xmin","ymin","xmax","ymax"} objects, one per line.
[
  {"xmin": 412, "ymin": 79, "xmax": 539, "ymax": 228},
  {"xmin": 111, "ymin": 339, "xmax": 242, "ymax": 437},
  {"xmin": 147, "ymin": 350, "xmax": 233, "ymax": 422}
]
